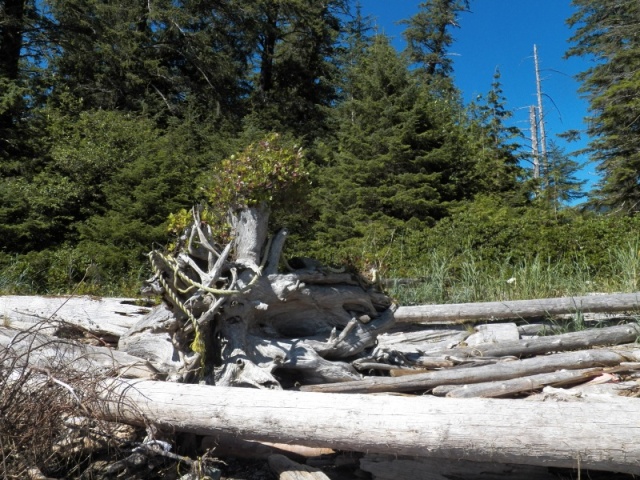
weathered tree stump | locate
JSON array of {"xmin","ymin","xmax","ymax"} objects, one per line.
[{"xmin": 120, "ymin": 203, "xmax": 395, "ymax": 388}]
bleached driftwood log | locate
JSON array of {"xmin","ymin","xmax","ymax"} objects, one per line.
[
  {"xmin": 374, "ymin": 323, "xmax": 640, "ymax": 369},
  {"xmin": 0, "ymin": 295, "xmax": 150, "ymax": 340},
  {"xmin": 93, "ymin": 378, "xmax": 640, "ymax": 474},
  {"xmin": 0, "ymin": 327, "xmax": 159, "ymax": 379},
  {"xmin": 439, "ymin": 367, "xmax": 606, "ymax": 398},
  {"xmin": 395, "ymin": 292, "xmax": 640, "ymax": 324},
  {"xmin": 448, "ymin": 323, "xmax": 640, "ymax": 358}
]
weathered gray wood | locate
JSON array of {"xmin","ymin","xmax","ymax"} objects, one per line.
[
  {"xmin": 93, "ymin": 378, "xmax": 640, "ymax": 474},
  {"xmin": 300, "ymin": 349, "xmax": 639, "ymax": 394},
  {"xmin": 374, "ymin": 329, "xmax": 469, "ymax": 355},
  {"xmin": 201, "ymin": 434, "xmax": 333, "ymax": 461},
  {"xmin": 118, "ymin": 304, "xmax": 188, "ymax": 379},
  {"xmin": 268, "ymin": 454, "xmax": 331, "ymax": 480},
  {"xmin": 395, "ymin": 292, "xmax": 640, "ymax": 324},
  {"xmin": 0, "ymin": 295, "xmax": 150, "ymax": 338},
  {"xmin": 0, "ymin": 327, "xmax": 159, "ymax": 379},
  {"xmin": 444, "ymin": 368, "xmax": 605, "ymax": 398},
  {"xmin": 360, "ymin": 453, "xmax": 555, "ymax": 480},
  {"xmin": 465, "ymin": 323, "xmax": 519, "ymax": 346},
  {"xmin": 437, "ymin": 323, "xmax": 640, "ymax": 360}
]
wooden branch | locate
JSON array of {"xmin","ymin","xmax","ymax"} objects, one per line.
[
  {"xmin": 93, "ymin": 379, "xmax": 640, "ymax": 474},
  {"xmin": 395, "ymin": 292, "xmax": 640, "ymax": 324},
  {"xmin": 264, "ymin": 228, "xmax": 288, "ymax": 275},
  {"xmin": 299, "ymin": 349, "xmax": 639, "ymax": 394},
  {"xmin": 304, "ymin": 304, "xmax": 397, "ymax": 360}
]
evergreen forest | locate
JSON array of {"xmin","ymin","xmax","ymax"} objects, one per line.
[{"xmin": 2, "ymin": 0, "xmax": 640, "ymax": 301}]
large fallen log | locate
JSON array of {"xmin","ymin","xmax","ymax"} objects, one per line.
[
  {"xmin": 0, "ymin": 295, "xmax": 150, "ymax": 339},
  {"xmin": 395, "ymin": 292, "xmax": 640, "ymax": 324},
  {"xmin": 93, "ymin": 378, "xmax": 640, "ymax": 474}
]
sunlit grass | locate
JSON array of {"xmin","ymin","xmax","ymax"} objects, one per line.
[{"xmin": 388, "ymin": 245, "xmax": 640, "ymax": 306}]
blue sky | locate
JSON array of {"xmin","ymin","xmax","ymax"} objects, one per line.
[{"xmin": 361, "ymin": 1, "xmax": 597, "ymax": 193}]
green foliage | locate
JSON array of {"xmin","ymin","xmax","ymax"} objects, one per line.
[
  {"xmin": 306, "ymin": 34, "xmax": 527, "ymax": 267},
  {"xmin": 0, "ymin": 247, "xmax": 145, "ymax": 295},
  {"xmin": 539, "ymin": 141, "xmax": 586, "ymax": 214},
  {"xmin": 2, "ymin": 0, "xmax": 639, "ymax": 299},
  {"xmin": 202, "ymin": 133, "xmax": 308, "ymax": 210},
  {"xmin": 240, "ymin": 0, "xmax": 346, "ymax": 140},
  {"xmin": 466, "ymin": 69, "xmax": 529, "ymax": 203},
  {"xmin": 169, "ymin": 132, "xmax": 312, "ymax": 244}
]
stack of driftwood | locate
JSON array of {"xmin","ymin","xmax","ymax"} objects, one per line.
[
  {"xmin": 2, "ymin": 206, "xmax": 640, "ymax": 479},
  {"xmin": 2, "ymin": 293, "xmax": 640, "ymax": 479}
]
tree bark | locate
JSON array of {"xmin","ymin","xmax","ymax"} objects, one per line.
[
  {"xmin": 93, "ymin": 378, "xmax": 640, "ymax": 474},
  {"xmin": 395, "ymin": 292, "xmax": 640, "ymax": 324}
]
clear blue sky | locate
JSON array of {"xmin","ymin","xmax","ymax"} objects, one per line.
[{"xmin": 361, "ymin": 1, "xmax": 597, "ymax": 193}]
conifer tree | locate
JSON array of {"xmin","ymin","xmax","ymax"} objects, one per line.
[
  {"xmin": 45, "ymin": 0, "xmax": 248, "ymax": 120},
  {"xmin": 401, "ymin": 0, "xmax": 469, "ymax": 84},
  {"xmin": 466, "ymin": 69, "xmax": 527, "ymax": 202},
  {"xmin": 541, "ymin": 141, "xmax": 586, "ymax": 214},
  {"xmin": 567, "ymin": 0, "xmax": 640, "ymax": 212},
  {"xmin": 311, "ymin": 34, "xmax": 477, "ymax": 249},
  {"xmin": 241, "ymin": 0, "xmax": 346, "ymax": 140}
]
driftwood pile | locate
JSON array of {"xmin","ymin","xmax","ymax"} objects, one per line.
[
  {"xmin": 3, "ymin": 294, "xmax": 640, "ymax": 478},
  {"xmin": 2, "ymin": 206, "xmax": 640, "ymax": 479}
]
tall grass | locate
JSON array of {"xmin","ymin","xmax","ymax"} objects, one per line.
[{"xmin": 388, "ymin": 245, "xmax": 639, "ymax": 306}]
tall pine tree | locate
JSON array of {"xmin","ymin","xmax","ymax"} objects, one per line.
[
  {"xmin": 567, "ymin": 0, "xmax": 640, "ymax": 213},
  {"xmin": 241, "ymin": 0, "xmax": 346, "ymax": 141}
]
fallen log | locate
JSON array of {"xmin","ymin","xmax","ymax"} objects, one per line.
[
  {"xmin": 442, "ymin": 367, "xmax": 605, "ymax": 398},
  {"xmin": 395, "ymin": 292, "xmax": 640, "ymax": 324},
  {"xmin": 0, "ymin": 327, "xmax": 160, "ymax": 379},
  {"xmin": 300, "ymin": 349, "xmax": 640, "ymax": 394},
  {"xmin": 0, "ymin": 295, "xmax": 150, "ymax": 339},
  {"xmin": 92, "ymin": 378, "xmax": 640, "ymax": 474},
  {"xmin": 430, "ymin": 323, "xmax": 640, "ymax": 360}
]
